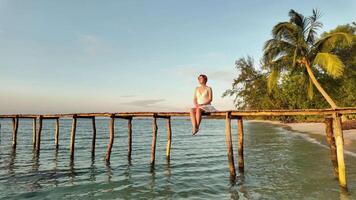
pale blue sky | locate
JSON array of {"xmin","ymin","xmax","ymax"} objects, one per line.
[{"xmin": 0, "ymin": 0, "xmax": 355, "ymax": 113}]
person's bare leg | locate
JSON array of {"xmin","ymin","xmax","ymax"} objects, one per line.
[
  {"xmin": 195, "ymin": 108, "xmax": 202, "ymax": 131},
  {"xmin": 189, "ymin": 108, "xmax": 197, "ymax": 132}
]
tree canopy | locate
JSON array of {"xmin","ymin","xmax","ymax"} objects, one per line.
[{"xmin": 223, "ymin": 10, "xmax": 355, "ymax": 120}]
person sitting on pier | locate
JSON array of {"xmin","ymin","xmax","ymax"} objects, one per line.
[{"xmin": 190, "ymin": 74, "xmax": 218, "ymax": 135}]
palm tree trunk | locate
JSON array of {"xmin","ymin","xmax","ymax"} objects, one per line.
[
  {"xmin": 303, "ymin": 57, "xmax": 338, "ymax": 109},
  {"xmin": 304, "ymin": 58, "xmax": 347, "ymax": 188}
]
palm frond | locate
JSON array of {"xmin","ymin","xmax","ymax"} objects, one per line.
[
  {"xmin": 272, "ymin": 22, "xmax": 299, "ymax": 42},
  {"xmin": 263, "ymin": 38, "xmax": 296, "ymax": 61},
  {"xmin": 314, "ymin": 32, "xmax": 353, "ymax": 52},
  {"xmin": 313, "ymin": 52, "xmax": 344, "ymax": 78},
  {"xmin": 306, "ymin": 9, "xmax": 323, "ymax": 45},
  {"xmin": 288, "ymin": 9, "xmax": 306, "ymax": 31},
  {"xmin": 265, "ymin": 55, "xmax": 291, "ymax": 93},
  {"xmin": 307, "ymin": 77, "xmax": 314, "ymax": 100},
  {"xmin": 292, "ymin": 47, "xmax": 298, "ymax": 67},
  {"xmin": 267, "ymin": 68, "xmax": 279, "ymax": 93}
]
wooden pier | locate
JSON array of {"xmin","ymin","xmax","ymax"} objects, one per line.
[{"xmin": 0, "ymin": 107, "xmax": 356, "ymax": 190}]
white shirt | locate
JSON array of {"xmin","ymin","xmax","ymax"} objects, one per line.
[{"xmin": 195, "ymin": 86, "xmax": 211, "ymax": 105}]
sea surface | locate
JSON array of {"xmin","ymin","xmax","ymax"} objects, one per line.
[{"xmin": 0, "ymin": 118, "xmax": 355, "ymax": 199}]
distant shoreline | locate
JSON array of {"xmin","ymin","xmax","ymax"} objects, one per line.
[{"xmin": 248, "ymin": 119, "xmax": 356, "ymax": 151}]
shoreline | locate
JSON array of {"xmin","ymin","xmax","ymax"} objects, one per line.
[{"xmin": 248, "ymin": 119, "xmax": 356, "ymax": 151}]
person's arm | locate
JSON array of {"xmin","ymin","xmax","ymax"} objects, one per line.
[{"xmin": 193, "ymin": 87, "xmax": 198, "ymax": 108}]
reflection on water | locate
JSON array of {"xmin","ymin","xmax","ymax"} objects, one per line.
[{"xmin": 0, "ymin": 118, "xmax": 355, "ymax": 199}]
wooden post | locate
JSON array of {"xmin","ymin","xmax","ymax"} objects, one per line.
[
  {"xmin": 166, "ymin": 117, "xmax": 172, "ymax": 160},
  {"xmin": 105, "ymin": 114, "xmax": 115, "ymax": 162},
  {"xmin": 12, "ymin": 116, "xmax": 19, "ymax": 148},
  {"xmin": 32, "ymin": 118, "xmax": 37, "ymax": 148},
  {"xmin": 225, "ymin": 112, "xmax": 236, "ymax": 178},
  {"xmin": 333, "ymin": 113, "xmax": 347, "ymax": 189},
  {"xmin": 70, "ymin": 115, "xmax": 77, "ymax": 161},
  {"xmin": 151, "ymin": 114, "xmax": 158, "ymax": 166},
  {"xmin": 325, "ymin": 117, "xmax": 338, "ymax": 179},
  {"xmin": 237, "ymin": 116, "xmax": 244, "ymax": 172},
  {"xmin": 55, "ymin": 118, "xmax": 59, "ymax": 149},
  {"xmin": 128, "ymin": 117, "xmax": 132, "ymax": 160},
  {"xmin": 36, "ymin": 115, "xmax": 43, "ymax": 155},
  {"xmin": 91, "ymin": 117, "xmax": 96, "ymax": 157}
]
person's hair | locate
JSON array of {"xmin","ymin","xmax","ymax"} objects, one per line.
[{"xmin": 198, "ymin": 74, "xmax": 208, "ymax": 83}]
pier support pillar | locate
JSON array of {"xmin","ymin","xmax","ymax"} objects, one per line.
[
  {"xmin": 12, "ymin": 116, "xmax": 19, "ymax": 148},
  {"xmin": 70, "ymin": 115, "xmax": 77, "ymax": 161},
  {"xmin": 91, "ymin": 117, "xmax": 96, "ymax": 158},
  {"xmin": 325, "ymin": 117, "xmax": 338, "ymax": 179},
  {"xmin": 151, "ymin": 114, "xmax": 158, "ymax": 166},
  {"xmin": 166, "ymin": 117, "xmax": 172, "ymax": 160},
  {"xmin": 225, "ymin": 112, "xmax": 236, "ymax": 178},
  {"xmin": 35, "ymin": 115, "xmax": 43, "ymax": 155},
  {"xmin": 32, "ymin": 118, "xmax": 37, "ymax": 148},
  {"xmin": 128, "ymin": 117, "xmax": 133, "ymax": 160},
  {"xmin": 237, "ymin": 116, "xmax": 244, "ymax": 172},
  {"xmin": 105, "ymin": 114, "xmax": 115, "ymax": 163},
  {"xmin": 333, "ymin": 113, "xmax": 347, "ymax": 189},
  {"xmin": 55, "ymin": 118, "xmax": 59, "ymax": 149}
]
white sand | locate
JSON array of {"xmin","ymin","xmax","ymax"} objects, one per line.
[{"xmin": 249, "ymin": 120, "xmax": 356, "ymax": 148}]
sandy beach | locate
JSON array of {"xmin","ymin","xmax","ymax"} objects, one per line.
[{"xmin": 249, "ymin": 120, "xmax": 356, "ymax": 149}]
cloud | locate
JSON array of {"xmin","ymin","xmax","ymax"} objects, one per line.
[
  {"xmin": 120, "ymin": 94, "xmax": 137, "ymax": 98},
  {"xmin": 78, "ymin": 34, "xmax": 102, "ymax": 55},
  {"xmin": 208, "ymin": 69, "xmax": 235, "ymax": 82},
  {"xmin": 122, "ymin": 98, "xmax": 165, "ymax": 107}
]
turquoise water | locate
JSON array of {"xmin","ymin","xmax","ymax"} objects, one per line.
[{"xmin": 0, "ymin": 118, "xmax": 355, "ymax": 199}]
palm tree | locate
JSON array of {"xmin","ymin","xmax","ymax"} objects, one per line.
[{"xmin": 263, "ymin": 9, "xmax": 353, "ymax": 109}]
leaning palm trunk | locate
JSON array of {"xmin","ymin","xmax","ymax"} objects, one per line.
[
  {"xmin": 304, "ymin": 57, "xmax": 347, "ymax": 188},
  {"xmin": 303, "ymin": 57, "xmax": 338, "ymax": 109}
]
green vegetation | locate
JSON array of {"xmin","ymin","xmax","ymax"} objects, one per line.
[{"xmin": 223, "ymin": 9, "xmax": 355, "ymax": 121}]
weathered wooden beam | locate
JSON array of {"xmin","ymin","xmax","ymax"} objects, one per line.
[
  {"xmin": 76, "ymin": 116, "xmax": 96, "ymax": 119},
  {"xmin": 332, "ymin": 113, "xmax": 347, "ymax": 189},
  {"xmin": 325, "ymin": 117, "xmax": 338, "ymax": 179},
  {"xmin": 42, "ymin": 117, "xmax": 60, "ymax": 119},
  {"xmin": 35, "ymin": 115, "xmax": 43, "ymax": 155},
  {"xmin": 114, "ymin": 116, "xmax": 133, "ymax": 119},
  {"xmin": 105, "ymin": 114, "xmax": 115, "ymax": 162},
  {"xmin": 156, "ymin": 115, "xmax": 171, "ymax": 119},
  {"xmin": 225, "ymin": 111, "xmax": 236, "ymax": 178},
  {"xmin": 70, "ymin": 115, "xmax": 77, "ymax": 161},
  {"xmin": 128, "ymin": 117, "xmax": 133, "ymax": 160},
  {"xmin": 166, "ymin": 117, "xmax": 172, "ymax": 160},
  {"xmin": 12, "ymin": 116, "xmax": 19, "ymax": 148},
  {"xmin": 32, "ymin": 118, "xmax": 36, "ymax": 148},
  {"xmin": 55, "ymin": 118, "xmax": 59, "ymax": 149},
  {"xmin": 91, "ymin": 117, "xmax": 96, "ymax": 157},
  {"xmin": 151, "ymin": 114, "xmax": 158, "ymax": 166},
  {"xmin": 237, "ymin": 116, "xmax": 244, "ymax": 172}
]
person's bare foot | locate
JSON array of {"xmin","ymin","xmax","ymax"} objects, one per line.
[
  {"xmin": 191, "ymin": 126, "xmax": 196, "ymax": 134},
  {"xmin": 192, "ymin": 126, "xmax": 199, "ymax": 135}
]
